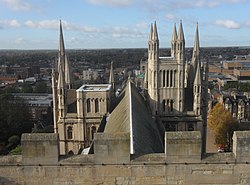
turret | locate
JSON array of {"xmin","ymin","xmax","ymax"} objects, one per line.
[
  {"xmin": 184, "ymin": 60, "xmax": 189, "ymax": 88},
  {"xmin": 57, "ymin": 62, "xmax": 67, "ymax": 118},
  {"xmin": 109, "ymin": 61, "xmax": 115, "ymax": 90},
  {"xmin": 193, "ymin": 61, "xmax": 202, "ymax": 116},
  {"xmin": 171, "ymin": 23, "xmax": 177, "ymax": 58},
  {"xmin": 58, "ymin": 20, "xmax": 72, "ymax": 89},
  {"xmin": 51, "ymin": 67, "xmax": 58, "ymax": 133},
  {"xmin": 177, "ymin": 20, "xmax": 185, "ymax": 62},
  {"xmin": 65, "ymin": 56, "xmax": 72, "ymax": 89},
  {"xmin": 147, "ymin": 21, "xmax": 160, "ymax": 115},
  {"xmin": 144, "ymin": 68, "xmax": 148, "ymax": 89},
  {"xmin": 191, "ymin": 22, "xmax": 200, "ymax": 73},
  {"xmin": 148, "ymin": 24, "xmax": 153, "ymax": 60},
  {"xmin": 152, "ymin": 21, "xmax": 159, "ymax": 60}
]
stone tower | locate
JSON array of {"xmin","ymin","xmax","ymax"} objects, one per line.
[
  {"xmin": 52, "ymin": 21, "xmax": 114, "ymax": 155},
  {"xmin": 147, "ymin": 22, "xmax": 159, "ymax": 115},
  {"xmin": 144, "ymin": 21, "xmax": 208, "ymax": 153}
]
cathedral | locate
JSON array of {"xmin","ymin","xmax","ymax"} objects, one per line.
[
  {"xmin": 144, "ymin": 21, "xmax": 208, "ymax": 152},
  {"xmin": 52, "ymin": 20, "xmax": 208, "ymax": 155}
]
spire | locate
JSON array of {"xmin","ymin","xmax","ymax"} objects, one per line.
[
  {"xmin": 177, "ymin": 20, "xmax": 185, "ymax": 41},
  {"xmin": 192, "ymin": 22, "xmax": 200, "ymax": 67},
  {"xmin": 109, "ymin": 61, "xmax": 115, "ymax": 89},
  {"xmin": 184, "ymin": 60, "xmax": 189, "ymax": 88},
  {"xmin": 149, "ymin": 23, "xmax": 153, "ymax": 41},
  {"xmin": 64, "ymin": 55, "xmax": 72, "ymax": 89},
  {"xmin": 57, "ymin": 62, "xmax": 65, "ymax": 90},
  {"xmin": 144, "ymin": 68, "xmax": 148, "ymax": 89},
  {"xmin": 171, "ymin": 23, "xmax": 177, "ymax": 58},
  {"xmin": 59, "ymin": 20, "xmax": 65, "ymax": 57},
  {"xmin": 152, "ymin": 21, "xmax": 158, "ymax": 40},
  {"xmin": 194, "ymin": 61, "xmax": 201, "ymax": 85},
  {"xmin": 172, "ymin": 23, "xmax": 177, "ymax": 42}
]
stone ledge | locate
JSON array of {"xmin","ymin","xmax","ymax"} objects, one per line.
[{"xmin": 21, "ymin": 133, "xmax": 58, "ymax": 141}]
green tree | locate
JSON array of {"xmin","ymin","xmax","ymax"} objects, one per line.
[
  {"xmin": 0, "ymin": 93, "xmax": 33, "ymax": 154},
  {"xmin": 21, "ymin": 83, "xmax": 33, "ymax": 93},
  {"xmin": 34, "ymin": 82, "xmax": 47, "ymax": 93},
  {"xmin": 208, "ymin": 103, "xmax": 238, "ymax": 150}
]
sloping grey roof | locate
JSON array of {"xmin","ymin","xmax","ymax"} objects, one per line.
[{"xmin": 104, "ymin": 80, "xmax": 164, "ymax": 157}]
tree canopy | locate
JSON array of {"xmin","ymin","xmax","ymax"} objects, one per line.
[
  {"xmin": 208, "ymin": 103, "xmax": 238, "ymax": 149},
  {"xmin": 0, "ymin": 93, "xmax": 33, "ymax": 154},
  {"xmin": 223, "ymin": 82, "xmax": 250, "ymax": 92}
]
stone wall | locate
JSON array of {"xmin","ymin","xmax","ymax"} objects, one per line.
[
  {"xmin": 1, "ymin": 157, "xmax": 250, "ymax": 185},
  {"xmin": 1, "ymin": 132, "xmax": 250, "ymax": 185}
]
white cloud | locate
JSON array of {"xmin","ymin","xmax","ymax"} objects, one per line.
[
  {"xmin": 15, "ymin": 37, "xmax": 25, "ymax": 44},
  {"xmin": 166, "ymin": 13, "xmax": 176, "ymax": 20},
  {"xmin": 86, "ymin": 0, "xmax": 133, "ymax": 7},
  {"xmin": 135, "ymin": 22, "xmax": 148, "ymax": 29},
  {"xmin": 215, "ymin": 20, "xmax": 240, "ymax": 29},
  {"xmin": 24, "ymin": 20, "xmax": 100, "ymax": 33},
  {"xmin": 1, "ymin": 0, "xmax": 32, "ymax": 11},
  {"xmin": 0, "ymin": 19, "xmax": 21, "ymax": 27}
]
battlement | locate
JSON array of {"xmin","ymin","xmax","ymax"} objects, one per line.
[
  {"xmin": 18, "ymin": 131, "xmax": 250, "ymax": 165},
  {"xmin": 1, "ymin": 131, "xmax": 250, "ymax": 185}
]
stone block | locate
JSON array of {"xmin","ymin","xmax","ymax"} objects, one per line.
[
  {"xmin": 165, "ymin": 131, "xmax": 201, "ymax": 163},
  {"xmin": 233, "ymin": 131, "xmax": 250, "ymax": 162},
  {"xmin": 94, "ymin": 133, "xmax": 130, "ymax": 164},
  {"xmin": 21, "ymin": 133, "xmax": 59, "ymax": 165}
]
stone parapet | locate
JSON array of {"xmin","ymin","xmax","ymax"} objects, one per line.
[
  {"xmin": 94, "ymin": 132, "xmax": 130, "ymax": 164},
  {"xmin": 233, "ymin": 131, "xmax": 250, "ymax": 162},
  {"xmin": 165, "ymin": 131, "xmax": 201, "ymax": 163},
  {"xmin": 21, "ymin": 133, "xmax": 59, "ymax": 165}
]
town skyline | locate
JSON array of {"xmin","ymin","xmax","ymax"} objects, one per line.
[{"xmin": 0, "ymin": 0, "xmax": 250, "ymax": 49}]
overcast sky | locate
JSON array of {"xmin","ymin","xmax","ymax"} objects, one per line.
[{"xmin": 0, "ymin": 0, "xmax": 249, "ymax": 49}]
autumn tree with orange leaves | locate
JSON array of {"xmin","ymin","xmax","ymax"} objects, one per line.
[{"xmin": 208, "ymin": 103, "xmax": 238, "ymax": 150}]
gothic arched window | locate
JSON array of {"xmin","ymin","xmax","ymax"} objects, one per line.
[
  {"xmin": 170, "ymin": 100, "xmax": 174, "ymax": 112},
  {"xmin": 170, "ymin": 70, "xmax": 173, "ymax": 87},
  {"xmin": 87, "ymin": 99, "xmax": 91, "ymax": 112},
  {"xmin": 163, "ymin": 70, "xmax": 166, "ymax": 87},
  {"xmin": 95, "ymin": 99, "xmax": 99, "ymax": 113},
  {"xmin": 91, "ymin": 126, "xmax": 97, "ymax": 140},
  {"xmin": 162, "ymin": 100, "xmax": 166, "ymax": 112},
  {"xmin": 67, "ymin": 126, "xmax": 73, "ymax": 139}
]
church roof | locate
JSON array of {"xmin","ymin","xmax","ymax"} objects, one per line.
[{"xmin": 104, "ymin": 80, "xmax": 164, "ymax": 157}]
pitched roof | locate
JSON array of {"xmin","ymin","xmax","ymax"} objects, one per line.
[{"xmin": 104, "ymin": 80, "xmax": 164, "ymax": 157}]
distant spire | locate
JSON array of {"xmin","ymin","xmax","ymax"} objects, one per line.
[
  {"xmin": 194, "ymin": 60, "xmax": 201, "ymax": 85},
  {"xmin": 177, "ymin": 20, "xmax": 185, "ymax": 41},
  {"xmin": 57, "ymin": 62, "xmax": 65, "ymax": 90},
  {"xmin": 153, "ymin": 21, "xmax": 158, "ymax": 40},
  {"xmin": 192, "ymin": 22, "xmax": 200, "ymax": 67},
  {"xmin": 184, "ymin": 60, "xmax": 189, "ymax": 88},
  {"xmin": 64, "ymin": 55, "xmax": 72, "ymax": 89},
  {"xmin": 149, "ymin": 23, "xmax": 153, "ymax": 41},
  {"xmin": 144, "ymin": 68, "xmax": 148, "ymax": 89},
  {"xmin": 59, "ymin": 20, "xmax": 65, "ymax": 57},
  {"xmin": 172, "ymin": 23, "xmax": 177, "ymax": 42},
  {"xmin": 109, "ymin": 61, "xmax": 115, "ymax": 89},
  {"xmin": 171, "ymin": 23, "xmax": 177, "ymax": 58}
]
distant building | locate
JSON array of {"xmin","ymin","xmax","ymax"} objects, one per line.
[
  {"xmin": 82, "ymin": 68, "xmax": 104, "ymax": 81},
  {"xmin": 217, "ymin": 92, "xmax": 250, "ymax": 121},
  {"xmin": 0, "ymin": 74, "xmax": 19, "ymax": 84},
  {"xmin": 12, "ymin": 93, "xmax": 52, "ymax": 121}
]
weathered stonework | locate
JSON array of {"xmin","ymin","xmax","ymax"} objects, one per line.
[
  {"xmin": 21, "ymin": 133, "xmax": 59, "ymax": 165},
  {"xmin": 165, "ymin": 131, "xmax": 201, "ymax": 163},
  {"xmin": 1, "ymin": 132, "xmax": 250, "ymax": 184}
]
